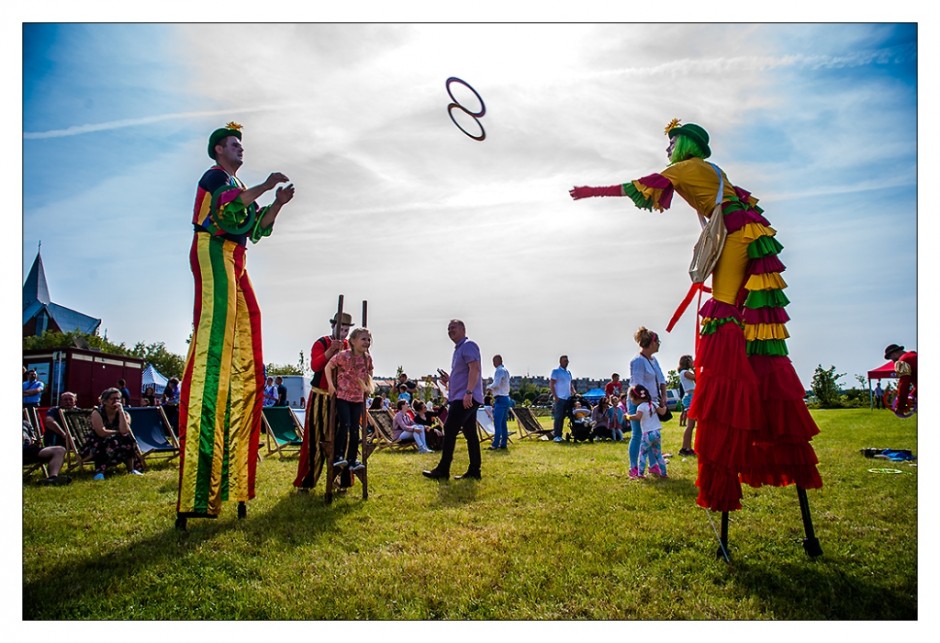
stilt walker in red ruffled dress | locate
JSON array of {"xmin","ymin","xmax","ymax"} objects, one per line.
[{"xmin": 570, "ymin": 119, "xmax": 823, "ymax": 559}]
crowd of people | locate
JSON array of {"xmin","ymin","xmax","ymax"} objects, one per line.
[{"xmin": 22, "ymin": 119, "xmax": 914, "ymax": 567}]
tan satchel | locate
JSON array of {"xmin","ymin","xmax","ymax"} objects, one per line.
[{"xmin": 688, "ymin": 162, "xmax": 727, "ymax": 284}]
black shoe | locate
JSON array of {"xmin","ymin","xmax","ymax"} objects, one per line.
[
  {"xmin": 455, "ymin": 471, "xmax": 482, "ymax": 480},
  {"xmin": 422, "ymin": 469, "xmax": 449, "ymax": 480}
]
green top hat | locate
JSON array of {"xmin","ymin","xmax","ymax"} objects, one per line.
[
  {"xmin": 664, "ymin": 119, "xmax": 711, "ymax": 158},
  {"xmin": 208, "ymin": 121, "xmax": 243, "ymax": 160}
]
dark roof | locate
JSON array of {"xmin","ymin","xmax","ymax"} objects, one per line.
[{"xmin": 23, "ymin": 250, "xmax": 101, "ymax": 335}]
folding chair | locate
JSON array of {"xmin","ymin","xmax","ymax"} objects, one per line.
[
  {"xmin": 367, "ymin": 409, "xmax": 418, "ymax": 451},
  {"xmin": 23, "ymin": 408, "xmax": 48, "ymax": 479},
  {"xmin": 161, "ymin": 404, "xmax": 180, "ymax": 440},
  {"xmin": 125, "ymin": 407, "xmax": 181, "ymax": 463},
  {"xmin": 513, "ymin": 407, "xmax": 554, "ymax": 440},
  {"xmin": 477, "ymin": 406, "xmax": 515, "ymax": 444},
  {"xmin": 261, "ymin": 406, "xmax": 304, "ymax": 457},
  {"xmin": 58, "ymin": 408, "xmax": 97, "ymax": 471}
]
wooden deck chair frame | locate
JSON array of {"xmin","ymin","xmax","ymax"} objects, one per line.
[
  {"xmin": 367, "ymin": 409, "xmax": 418, "ymax": 451},
  {"xmin": 261, "ymin": 406, "xmax": 305, "ymax": 457},
  {"xmin": 513, "ymin": 406, "xmax": 554, "ymax": 440},
  {"xmin": 476, "ymin": 406, "xmax": 515, "ymax": 445},
  {"xmin": 23, "ymin": 408, "xmax": 49, "ymax": 479},
  {"xmin": 161, "ymin": 404, "xmax": 180, "ymax": 441},
  {"xmin": 58, "ymin": 408, "xmax": 97, "ymax": 471},
  {"xmin": 125, "ymin": 407, "xmax": 181, "ymax": 464}
]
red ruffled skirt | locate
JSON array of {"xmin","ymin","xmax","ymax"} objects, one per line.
[{"xmin": 689, "ymin": 300, "xmax": 822, "ymax": 512}]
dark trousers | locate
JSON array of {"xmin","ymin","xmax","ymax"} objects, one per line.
[
  {"xmin": 435, "ymin": 400, "xmax": 481, "ymax": 475},
  {"xmin": 334, "ymin": 398, "xmax": 363, "ymax": 487}
]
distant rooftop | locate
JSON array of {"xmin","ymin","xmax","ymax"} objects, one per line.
[{"xmin": 23, "ymin": 249, "xmax": 101, "ymax": 336}]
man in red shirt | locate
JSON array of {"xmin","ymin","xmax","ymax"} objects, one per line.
[
  {"xmin": 884, "ymin": 343, "xmax": 917, "ymax": 417},
  {"xmin": 604, "ymin": 373, "xmax": 623, "ymax": 398}
]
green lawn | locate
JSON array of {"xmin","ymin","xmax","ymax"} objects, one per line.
[{"xmin": 22, "ymin": 408, "xmax": 917, "ymax": 620}]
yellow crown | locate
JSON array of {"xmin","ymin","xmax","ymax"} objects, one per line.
[
  {"xmin": 663, "ymin": 118, "xmax": 681, "ymax": 135},
  {"xmin": 225, "ymin": 121, "xmax": 243, "ymax": 131}
]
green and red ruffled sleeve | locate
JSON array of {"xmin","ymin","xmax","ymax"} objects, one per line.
[{"xmin": 623, "ymin": 173, "xmax": 675, "ymax": 212}]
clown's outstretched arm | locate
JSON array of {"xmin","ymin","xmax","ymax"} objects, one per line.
[{"xmin": 569, "ymin": 184, "xmax": 625, "ymax": 200}]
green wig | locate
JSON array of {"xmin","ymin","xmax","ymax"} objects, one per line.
[{"xmin": 669, "ymin": 134, "xmax": 707, "ymax": 163}]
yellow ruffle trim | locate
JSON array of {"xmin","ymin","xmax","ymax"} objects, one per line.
[
  {"xmin": 744, "ymin": 323, "xmax": 790, "ymax": 341},
  {"xmin": 632, "ymin": 181, "xmax": 668, "ymax": 212},
  {"xmin": 739, "ymin": 222, "xmax": 777, "ymax": 244},
  {"xmin": 745, "ymin": 272, "xmax": 788, "ymax": 291}
]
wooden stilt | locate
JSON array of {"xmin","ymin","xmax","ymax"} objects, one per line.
[
  {"xmin": 359, "ymin": 299, "xmax": 370, "ymax": 500},
  {"xmin": 322, "ymin": 295, "xmax": 344, "ymax": 505}
]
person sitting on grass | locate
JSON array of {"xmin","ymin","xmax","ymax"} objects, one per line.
[
  {"xmin": 591, "ymin": 396, "xmax": 612, "ymax": 440},
  {"xmin": 607, "ymin": 395, "xmax": 626, "ymax": 442},
  {"xmin": 392, "ymin": 400, "xmax": 432, "ymax": 453},
  {"xmin": 23, "ymin": 420, "xmax": 71, "ymax": 486},
  {"xmin": 85, "ymin": 387, "xmax": 143, "ymax": 480},
  {"xmin": 42, "ymin": 391, "xmax": 77, "ymax": 448},
  {"xmin": 412, "ymin": 400, "xmax": 443, "ymax": 451}
]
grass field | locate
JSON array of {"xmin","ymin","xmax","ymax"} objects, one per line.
[{"xmin": 22, "ymin": 408, "xmax": 917, "ymax": 621}]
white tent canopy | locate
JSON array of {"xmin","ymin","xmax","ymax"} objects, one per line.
[{"xmin": 141, "ymin": 363, "xmax": 168, "ymax": 395}]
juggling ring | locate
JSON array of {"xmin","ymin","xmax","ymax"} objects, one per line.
[
  {"xmin": 446, "ymin": 77, "xmax": 486, "ymax": 141},
  {"xmin": 868, "ymin": 468, "xmax": 904, "ymax": 474}
]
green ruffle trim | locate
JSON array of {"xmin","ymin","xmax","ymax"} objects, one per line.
[
  {"xmin": 744, "ymin": 289, "xmax": 790, "ymax": 309},
  {"xmin": 248, "ymin": 205, "xmax": 273, "ymax": 244},
  {"xmin": 747, "ymin": 235, "xmax": 784, "ymax": 259},
  {"xmin": 746, "ymin": 339, "xmax": 789, "ymax": 356},
  {"xmin": 623, "ymin": 182, "xmax": 656, "ymax": 212},
  {"xmin": 700, "ymin": 315, "xmax": 744, "ymax": 336}
]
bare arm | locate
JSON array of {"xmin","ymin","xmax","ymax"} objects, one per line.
[
  {"xmin": 465, "ymin": 360, "xmax": 481, "ymax": 409},
  {"xmin": 90, "ymin": 410, "xmax": 115, "ymax": 438},
  {"xmin": 324, "ymin": 359, "xmax": 337, "ymax": 395},
  {"xmin": 238, "ymin": 172, "xmax": 289, "ymax": 207},
  {"xmin": 258, "ymin": 183, "xmax": 295, "ymax": 229},
  {"xmin": 44, "ymin": 415, "xmax": 68, "ymax": 438}
]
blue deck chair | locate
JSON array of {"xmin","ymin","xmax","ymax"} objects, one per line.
[{"xmin": 125, "ymin": 407, "xmax": 180, "ymax": 463}]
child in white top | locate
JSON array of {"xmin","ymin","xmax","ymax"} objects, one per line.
[{"xmin": 626, "ymin": 384, "xmax": 667, "ymax": 479}]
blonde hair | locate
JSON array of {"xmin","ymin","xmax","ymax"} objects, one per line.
[
  {"xmin": 349, "ymin": 327, "xmax": 375, "ymax": 394},
  {"xmin": 634, "ymin": 326, "xmax": 659, "ymax": 349}
]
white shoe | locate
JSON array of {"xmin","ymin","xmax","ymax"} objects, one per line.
[
  {"xmin": 130, "ymin": 469, "xmax": 144, "ymax": 476},
  {"xmin": 419, "ymin": 448, "xmax": 433, "ymax": 454},
  {"xmin": 553, "ymin": 436, "xmax": 563, "ymax": 443}
]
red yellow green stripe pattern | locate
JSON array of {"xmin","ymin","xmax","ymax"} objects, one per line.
[{"xmin": 177, "ymin": 233, "xmax": 264, "ymax": 518}]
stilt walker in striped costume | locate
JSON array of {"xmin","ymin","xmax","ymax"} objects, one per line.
[
  {"xmin": 176, "ymin": 122, "xmax": 295, "ymax": 530},
  {"xmin": 569, "ymin": 119, "xmax": 823, "ymax": 559}
]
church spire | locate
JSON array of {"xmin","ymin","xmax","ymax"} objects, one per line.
[{"xmin": 23, "ymin": 246, "xmax": 51, "ymax": 308}]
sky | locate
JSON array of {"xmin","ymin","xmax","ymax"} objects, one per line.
[{"xmin": 17, "ymin": 20, "xmax": 920, "ymax": 390}]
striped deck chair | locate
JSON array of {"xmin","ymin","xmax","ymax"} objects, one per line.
[
  {"xmin": 261, "ymin": 406, "xmax": 304, "ymax": 457},
  {"xmin": 367, "ymin": 409, "xmax": 417, "ymax": 451},
  {"xmin": 125, "ymin": 407, "xmax": 180, "ymax": 463},
  {"xmin": 513, "ymin": 407, "xmax": 554, "ymax": 440},
  {"xmin": 23, "ymin": 408, "xmax": 48, "ymax": 479},
  {"xmin": 59, "ymin": 408, "xmax": 98, "ymax": 471}
]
